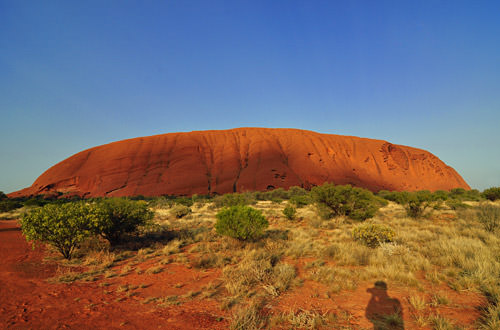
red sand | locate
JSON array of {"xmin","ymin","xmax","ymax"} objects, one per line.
[
  {"xmin": 0, "ymin": 220, "xmax": 228, "ymax": 329},
  {"xmin": 10, "ymin": 128, "xmax": 469, "ymax": 198},
  {"xmin": 0, "ymin": 220, "xmax": 485, "ymax": 329}
]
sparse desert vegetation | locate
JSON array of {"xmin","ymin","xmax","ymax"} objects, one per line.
[{"xmin": 2, "ymin": 184, "xmax": 500, "ymax": 328}]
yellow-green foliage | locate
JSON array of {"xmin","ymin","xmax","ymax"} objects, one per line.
[
  {"xmin": 21, "ymin": 202, "xmax": 99, "ymax": 259},
  {"xmin": 352, "ymin": 223, "xmax": 395, "ymax": 248}
]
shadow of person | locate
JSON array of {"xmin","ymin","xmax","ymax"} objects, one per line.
[{"xmin": 365, "ymin": 281, "xmax": 404, "ymax": 330}]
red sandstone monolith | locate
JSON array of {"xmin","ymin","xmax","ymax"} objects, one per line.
[{"xmin": 9, "ymin": 128, "xmax": 470, "ymax": 197}]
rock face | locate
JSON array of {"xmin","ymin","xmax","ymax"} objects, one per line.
[{"xmin": 10, "ymin": 128, "xmax": 470, "ymax": 198}]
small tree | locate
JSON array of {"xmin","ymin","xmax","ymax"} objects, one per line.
[
  {"xmin": 92, "ymin": 198, "xmax": 154, "ymax": 245},
  {"xmin": 482, "ymin": 187, "xmax": 500, "ymax": 201},
  {"xmin": 215, "ymin": 205, "xmax": 268, "ymax": 241},
  {"xmin": 21, "ymin": 202, "xmax": 97, "ymax": 259},
  {"xmin": 311, "ymin": 183, "xmax": 380, "ymax": 221}
]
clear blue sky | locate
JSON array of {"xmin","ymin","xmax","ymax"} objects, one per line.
[{"xmin": 1, "ymin": 1, "xmax": 499, "ymax": 193}]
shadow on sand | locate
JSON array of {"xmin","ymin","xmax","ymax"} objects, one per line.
[{"xmin": 365, "ymin": 281, "xmax": 404, "ymax": 330}]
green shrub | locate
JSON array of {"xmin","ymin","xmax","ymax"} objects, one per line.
[
  {"xmin": 352, "ymin": 224, "xmax": 395, "ymax": 248},
  {"xmin": 21, "ymin": 202, "xmax": 98, "ymax": 259},
  {"xmin": 213, "ymin": 193, "xmax": 256, "ymax": 208},
  {"xmin": 377, "ymin": 190, "xmax": 400, "ymax": 202},
  {"xmin": 483, "ymin": 187, "xmax": 500, "ymax": 201},
  {"xmin": 394, "ymin": 190, "xmax": 436, "ymax": 218},
  {"xmin": 92, "ymin": 198, "xmax": 154, "ymax": 245},
  {"xmin": 0, "ymin": 191, "xmax": 7, "ymax": 200},
  {"xmin": 446, "ymin": 199, "xmax": 471, "ymax": 210},
  {"xmin": 433, "ymin": 190, "xmax": 450, "ymax": 201},
  {"xmin": 255, "ymin": 188, "xmax": 290, "ymax": 201},
  {"xmin": 170, "ymin": 204, "xmax": 192, "ymax": 218},
  {"xmin": 173, "ymin": 197, "xmax": 194, "ymax": 207},
  {"xmin": 476, "ymin": 204, "xmax": 500, "ymax": 232},
  {"xmin": 449, "ymin": 188, "xmax": 483, "ymax": 201},
  {"xmin": 0, "ymin": 199, "xmax": 23, "ymax": 212},
  {"xmin": 287, "ymin": 186, "xmax": 312, "ymax": 207},
  {"xmin": 23, "ymin": 197, "xmax": 50, "ymax": 207},
  {"xmin": 289, "ymin": 194, "xmax": 311, "ymax": 207},
  {"xmin": 311, "ymin": 183, "xmax": 380, "ymax": 221},
  {"xmin": 268, "ymin": 187, "xmax": 290, "ymax": 200},
  {"xmin": 282, "ymin": 204, "xmax": 297, "ymax": 220},
  {"xmin": 215, "ymin": 206, "xmax": 268, "ymax": 241}
]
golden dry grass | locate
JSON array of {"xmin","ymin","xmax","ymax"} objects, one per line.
[{"xmin": 37, "ymin": 198, "xmax": 500, "ymax": 329}]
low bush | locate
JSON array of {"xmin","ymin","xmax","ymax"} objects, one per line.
[
  {"xmin": 446, "ymin": 199, "xmax": 471, "ymax": 210},
  {"xmin": 476, "ymin": 204, "xmax": 500, "ymax": 232},
  {"xmin": 377, "ymin": 190, "xmax": 400, "ymax": 202},
  {"xmin": 282, "ymin": 204, "xmax": 296, "ymax": 220},
  {"xmin": 170, "ymin": 204, "xmax": 192, "ymax": 218},
  {"xmin": 394, "ymin": 190, "xmax": 436, "ymax": 218},
  {"xmin": 287, "ymin": 186, "xmax": 312, "ymax": 207},
  {"xmin": 311, "ymin": 183, "xmax": 380, "ymax": 221},
  {"xmin": 213, "ymin": 193, "xmax": 255, "ymax": 208},
  {"xmin": 23, "ymin": 197, "xmax": 50, "ymax": 207},
  {"xmin": 215, "ymin": 206, "xmax": 268, "ymax": 241},
  {"xmin": 255, "ymin": 188, "xmax": 290, "ymax": 201},
  {"xmin": 288, "ymin": 194, "xmax": 311, "ymax": 207},
  {"xmin": 173, "ymin": 197, "xmax": 194, "ymax": 207},
  {"xmin": 92, "ymin": 198, "xmax": 154, "ymax": 245},
  {"xmin": 448, "ymin": 188, "xmax": 482, "ymax": 201},
  {"xmin": 483, "ymin": 187, "xmax": 500, "ymax": 201},
  {"xmin": 352, "ymin": 223, "xmax": 395, "ymax": 248},
  {"xmin": 21, "ymin": 202, "xmax": 98, "ymax": 259},
  {"xmin": 0, "ymin": 199, "xmax": 23, "ymax": 212}
]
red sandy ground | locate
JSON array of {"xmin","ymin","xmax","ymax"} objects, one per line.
[
  {"xmin": 1, "ymin": 219, "xmax": 485, "ymax": 329},
  {"xmin": 0, "ymin": 220, "xmax": 228, "ymax": 329}
]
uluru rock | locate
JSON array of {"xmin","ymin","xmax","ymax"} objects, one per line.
[{"xmin": 10, "ymin": 128, "xmax": 470, "ymax": 198}]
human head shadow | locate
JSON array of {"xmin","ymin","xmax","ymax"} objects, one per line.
[{"xmin": 365, "ymin": 281, "xmax": 404, "ymax": 330}]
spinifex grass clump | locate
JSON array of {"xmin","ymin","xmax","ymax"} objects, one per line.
[
  {"xmin": 215, "ymin": 205, "xmax": 268, "ymax": 241},
  {"xmin": 352, "ymin": 223, "xmax": 395, "ymax": 248},
  {"xmin": 170, "ymin": 204, "xmax": 191, "ymax": 218}
]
